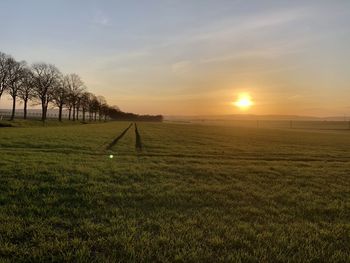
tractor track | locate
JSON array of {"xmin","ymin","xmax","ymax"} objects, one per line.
[
  {"xmin": 134, "ymin": 123, "xmax": 143, "ymax": 151},
  {"xmin": 106, "ymin": 123, "xmax": 133, "ymax": 150}
]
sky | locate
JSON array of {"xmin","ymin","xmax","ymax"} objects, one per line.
[{"xmin": 0, "ymin": 0, "xmax": 349, "ymax": 116}]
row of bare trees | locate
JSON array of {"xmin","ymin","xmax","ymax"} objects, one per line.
[{"xmin": 0, "ymin": 51, "xmax": 114, "ymax": 122}]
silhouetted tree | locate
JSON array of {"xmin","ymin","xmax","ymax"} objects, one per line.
[
  {"xmin": 0, "ymin": 52, "xmax": 11, "ymax": 104},
  {"xmin": 65, "ymin": 74, "xmax": 84, "ymax": 121},
  {"xmin": 96, "ymin": 95, "xmax": 106, "ymax": 121},
  {"xmin": 75, "ymin": 87, "xmax": 86, "ymax": 121},
  {"xmin": 18, "ymin": 68, "xmax": 35, "ymax": 119},
  {"xmin": 100, "ymin": 103, "xmax": 110, "ymax": 121},
  {"xmin": 67, "ymin": 92, "xmax": 73, "ymax": 120},
  {"xmin": 107, "ymin": 105, "xmax": 163, "ymax": 122},
  {"xmin": 1, "ymin": 50, "xmax": 160, "ymax": 122},
  {"xmin": 31, "ymin": 63, "xmax": 61, "ymax": 121},
  {"xmin": 7, "ymin": 59, "xmax": 27, "ymax": 120},
  {"xmin": 80, "ymin": 92, "xmax": 91, "ymax": 122},
  {"xmin": 52, "ymin": 75, "xmax": 69, "ymax": 121},
  {"xmin": 88, "ymin": 94, "xmax": 99, "ymax": 121}
]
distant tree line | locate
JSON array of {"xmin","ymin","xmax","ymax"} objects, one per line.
[
  {"xmin": 0, "ymin": 51, "xmax": 163, "ymax": 122},
  {"xmin": 108, "ymin": 107, "xmax": 163, "ymax": 122}
]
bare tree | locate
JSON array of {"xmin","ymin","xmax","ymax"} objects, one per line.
[
  {"xmin": 88, "ymin": 94, "xmax": 99, "ymax": 121},
  {"xmin": 18, "ymin": 68, "xmax": 35, "ymax": 119},
  {"xmin": 52, "ymin": 75, "xmax": 69, "ymax": 122},
  {"xmin": 101, "ymin": 103, "xmax": 110, "ymax": 121},
  {"xmin": 75, "ymin": 94, "xmax": 81, "ymax": 120},
  {"xmin": 97, "ymin": 96, "xmax": 106, "ymax": 121},
  {"xmin": 31, "ymin": 63, "xmax": 61, "ymax": 121},
  {"xmin": 7, "ymin": 59, "xmax": 27, "ymax": 120},
  {"xmin": 67, "ymin": 91, "xmax": 73, "ymax": 120},
  {"xmin": 1, "ymin": 51, "xmax": 116, "ymax": 123},
  {"xmin": 80, "ymin": 91, "xmax": 91, "ymax": 122},
  {"xmin": 65, "ymin": 74, "xmax": 84, "ymax": 121},
  {"xmin": 75, "ymin": 86, "xmax": 86, "ymax": 121},
  {"xmin": 0, "ymin": 52, "xmax": 11, "ymax": 103}
]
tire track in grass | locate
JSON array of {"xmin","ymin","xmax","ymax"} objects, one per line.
[
  {"xmin": 134, "ymin": 123, "xmax": 143, "ymax": 152},
  {"xmin": 106, "ymin": 123, "xmax": 133, "ymax": 150}
]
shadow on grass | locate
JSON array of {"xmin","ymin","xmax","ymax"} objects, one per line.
[
  {"xmin": 135, "ymin": 123, "xmax": 142, "ymax": 152},
  {"xmin": 106, "ymin": 123, "xmax": 133, "ymax": 150}
]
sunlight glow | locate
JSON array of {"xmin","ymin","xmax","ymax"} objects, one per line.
[{"xmin": 233, "ymin": 93, "xmax": 254, "ymax": 110}]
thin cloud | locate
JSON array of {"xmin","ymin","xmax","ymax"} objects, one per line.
[
  {"xmin": 150, "ymin": 8, "xmax": 309, "ymax": 50},
  {"xmin": 190, "ymin": 10, "xmax": 306, "ymax": 43},
  {"xmin": 199, "ymin": 38, "xmax": 310, "ymax": 64}
]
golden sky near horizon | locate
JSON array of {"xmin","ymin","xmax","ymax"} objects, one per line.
[{"xmin": 0, "ymin": 1, "xmax": 349, "ymax": 117}]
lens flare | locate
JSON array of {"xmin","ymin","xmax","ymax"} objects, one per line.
[{"xmin": 109, "ymin": 154, "xmax": 114, "ymax": 159}]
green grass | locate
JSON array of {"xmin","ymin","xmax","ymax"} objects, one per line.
[
  {"xmin": 0, "ymin": 121, "xmax": 349, "ymax": 262},
  {"xmin": 0, "ymin": 119, "xmax": 90, "ymax": 128}
]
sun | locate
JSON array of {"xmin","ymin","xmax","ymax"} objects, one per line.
[{"xmin": 233, "ymin": 93, "xmax": 254, "ymax": 110}]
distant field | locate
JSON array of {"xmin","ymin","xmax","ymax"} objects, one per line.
[
  {"xmin": 178, "ymin": 119, "xmax": 350, "ymax": 131},
  {"xmin": 0, "ymin": 121, "xmax": 349, "ymax": 262}
]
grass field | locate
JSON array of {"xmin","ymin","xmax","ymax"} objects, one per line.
[{"xmin": 0, "ymin": 121, "xmax": 349, "ymax": 262}]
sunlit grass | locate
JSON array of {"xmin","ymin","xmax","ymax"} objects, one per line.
[{"xmin": 0, "ymin": 121, "xmax": 349, "ymax": 262}]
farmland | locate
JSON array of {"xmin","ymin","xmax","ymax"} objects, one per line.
[{"xmin": 0, "ymin": 121, "xmax": 349, "ymax": 262}]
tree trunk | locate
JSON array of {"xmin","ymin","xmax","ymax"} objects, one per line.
[
  {"xmin": 82, "ymin": 109, "xmax": 86, "ymax": 122},
  {"xmin": 73, "ymin": 105, "xmax": 76, "ymax": 121},
  {"xmin": 94, "ymin": 112, "xmax": 97, "ymax": 121},
  {"xmin": 10, "ymin": 96, "xmax": 16, "ymax": 120},
  {"xmin": 76, "ymin": 107, "xmax": 79, "ymax": 120},
  {"xmin": 58, "ymin": 105, "xmax": 63, "ymax": 122},
  {"xmin": 41, "ymin": 104, "xmax": 47, "ymax": 122},
  {"xmin": 23, "ymin": 99, "xmax": 28, "ymax": 119}
]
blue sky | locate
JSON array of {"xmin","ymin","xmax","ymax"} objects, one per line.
[{"xmin": 1, "ymin": 0, "xmax": 349, "ymax": 115}]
